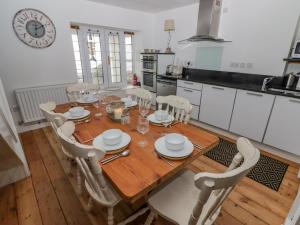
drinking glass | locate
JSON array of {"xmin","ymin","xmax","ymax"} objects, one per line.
[
  {"xmin": 139, "ymin": 102, "xmax": 150, "ymax": 117},
  {"xmin": 137, "ymin": 116, "xmax": 149, "ymax": 147}
]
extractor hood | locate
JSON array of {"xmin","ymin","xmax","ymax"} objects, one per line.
[{"xmin": 179, "ymin": 0, "xmax": 229, "ymax": 43}]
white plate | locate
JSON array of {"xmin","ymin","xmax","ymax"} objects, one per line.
[
  {"xmin": 64, "ymin": 110, "xmax": 90, "ymax": 120},
  {"xmin": 121, "ymin": 98, "xmax": 138, "ymax": 107},
  {"xmin": 155, "ymin": 136, "xmax": 193, "ymax": 158},
  {"xmin": 76, "ymin": 96, "xmax": 98, "ymax": 104},
  {"xmin": 147, "ymin": 113, "xmax": 174, "ymax": 124},
  {"xmin": 93, "ymin": 132, "xmax": 131, "ymax": 152}
]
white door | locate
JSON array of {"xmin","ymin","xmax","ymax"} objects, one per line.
[
  {"xmin": 76, "ymin": 26, "xmax": 127, "ymax": 89},
  {"xmin": 79, "ymin": 27, "xmax": 108, "ymax": 87},
  {"xmin": 264, "ymin": 96, "xmax": 300, "ymax": 155},
  {"xmin": 199, "ymin": 84, "xmax": 236, "ymax": 130},
  {"xmin": 229, "ymin": 90, "xmax": 275, "ymax": 142}
]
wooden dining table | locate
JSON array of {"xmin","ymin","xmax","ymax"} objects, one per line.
[{"xmin": 55, "ymin": 102, "xmax": 219, "ymax": 203}]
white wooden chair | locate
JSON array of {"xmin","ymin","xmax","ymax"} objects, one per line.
[
  {"xmin": 144, "ymin": 137, "xmax": 260, "ymax": 225},
  {"xmin": 39, "ymin": 101, "xmax": 67, "ymax": 130},
  {"xmin": 126, "ymin": 88, "xmax": 152, "ymax": 107},
  {"xmin": 66, "ymin": 83, "xmax": 100, "ymax": 103},
  {"xmin": 57, "ymin": 121, "xmax": 98, "ymax": 194},
  {"xmin": 76, "ymin": 151, "xmax": 121, "ymax": 225},
  {"xmin": 156, "ymin": 95, "xmax": 193, "ymax": 124}
]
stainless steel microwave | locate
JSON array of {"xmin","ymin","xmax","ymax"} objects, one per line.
[{"xmin": 292, "ymin": 39, "xmax": 300, "ymax": 58}]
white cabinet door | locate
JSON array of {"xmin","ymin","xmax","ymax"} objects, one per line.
[
  {"xmin": 264, "ymin": 96, "xmax": 300, "ymax": 156},
  {"xmin": 177, "ymin": 87, "xmax": 202, "ymax": 106},
  {"xmin": 191, "ymin": 105, "xmax": 200, "ymax": 120},
  {"xmin": 199, "ymin": 84, "xmax": 236, "ymax": 130},
  {"xmin": 229, "ymin": 90, "xmax": 275, "ymax": 142}
]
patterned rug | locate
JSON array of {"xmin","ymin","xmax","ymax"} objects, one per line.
[{"xmin": 204, "ymin": 138, "xmax": 289, "ymax": 191}]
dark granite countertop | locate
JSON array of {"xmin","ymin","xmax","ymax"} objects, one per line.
[{"xmin": 179, "ymin": 68, "xmax": 300, "ymax": 99}]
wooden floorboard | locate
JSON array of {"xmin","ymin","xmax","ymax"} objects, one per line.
[{"xmin": 0, "ymin": 127, "xmax": 299, "ymax": 225}]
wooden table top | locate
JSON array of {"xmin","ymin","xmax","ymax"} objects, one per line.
[{"xmin": 55, "ymin": 103, "xmax": 219, "ymax": 203}]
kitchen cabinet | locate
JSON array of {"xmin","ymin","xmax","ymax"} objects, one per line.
[
  {"xmin": 177, "ymin": 87, "xmax": 202, "ymax": 106},
  {"xmin": 199, "ymin": 84, "xmax": 236, "ymax": 130},
  {"xmin": 229, "ymin": 90, "xmax": 275, "ymax": 142},
  {"xmin": 177, "ymin": 80, "xmax": 203, "ymax": 91},
  {"xmin": 264, "ymin": 96, "xmax": 300, "ymax": 156}
]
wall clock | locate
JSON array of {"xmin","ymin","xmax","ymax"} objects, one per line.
[{"xmin": 12, "ymin": 8, "xmax": 56, "ymax": 48}]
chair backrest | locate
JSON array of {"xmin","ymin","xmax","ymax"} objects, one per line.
[
  {"xmin": 57, "ymin": 121, "xmax": 104, "ymax": 159},
  {"xmin": 188, "ymin": 137, "xmax": 260, "ymax": 225},
  {"xmin": 75, "ymin": 152, "xmax": 119, "ymax": 207},
  {"xmin": 156, "ymin": 95, "xmax": 192, "ymax": 124},
  {"xmin": 66, "ymin": 83, "xmax": 100, "ymax": 102},
  {"xmin": 39, "ymin": 102, "xmax": 67, "ymax": 130},
  {"xmin": 126, "ymin": 88, "xmax": 152, "ymax": 107}
]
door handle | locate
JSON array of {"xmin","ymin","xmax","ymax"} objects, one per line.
[
  {"xmin": 246, "ymin": 92, "xmax": 263, "ymax": 97},
  {"xmin": 184, "ymin": 81, "xmax": 194, "ymax": 85},
  {"xmin": 107, "ymin": 56, "xmax": 110, "ymax": 65},
  {"xmin": 212, "ymin": 86, "xmax": 224, "ymax": 90},
  {"xmin": 183, "ymin": 89, "xmax": 193, "ymax": 93},
  {"xmin": 289, "ymin": 99, "xmax": 300, "ymax": 104}
]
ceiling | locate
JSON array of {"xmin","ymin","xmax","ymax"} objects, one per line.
[{"xmin": 87, "ymin": 0, "xmax": 198, "ymax": 13}]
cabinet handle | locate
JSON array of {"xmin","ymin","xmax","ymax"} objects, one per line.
[
  {"xmin": 289, "ymin": 99, "xmax": 300, "ymax": 104},
  {"xmin": 212, "ymin": 86, "xmax": 224, "ymax": 90},
  {"xmin": 183, "ymin": 89, "xmax": 193, "ymax": 93},
  {"xmin": 246, "ymin": 92, "xmax": 263, "ymax": 97},
  {"xmin": 184, "ymin": 81, "xmax": 193, "ymax": 85}
]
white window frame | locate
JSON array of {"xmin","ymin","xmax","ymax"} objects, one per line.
[{"xmin": 72, "ymin": 25, "xmax": 130, "ymax": 89}]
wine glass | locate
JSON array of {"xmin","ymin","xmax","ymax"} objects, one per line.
[
  {"xmin": 93, "ymin": 94, "xmax": 102, "ymax": 119},
  {"xmin": 137, "ymin": 116, "xmax": 149, "ymax": 147},
  {"xmin": 139, "ymin": 101, "xmax": 150, "ymax": 117}
]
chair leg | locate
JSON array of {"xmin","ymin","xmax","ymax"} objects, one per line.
[
  {"xmin": 107, "ymin": 207, "xmax": 114, "ymax": 225},
  {"xmin": 144, "ymin": 210, "xmax": 156, "ymax": 225},
  {"xmin": 76, "ymin": 166, "xmax": 82, "ymax": 195},
  {"xmin": 65, "ymin": 158, "xmax": 72, "ymax": 174},
  {"xmin": 86, "ymin": 197, "xmax": 93, "ymax": 212}
]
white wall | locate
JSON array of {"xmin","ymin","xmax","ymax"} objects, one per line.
[
  {"xmin": 0, "ymin": 0, "xmax": 154, "ymax": 125},
  {"xmin": 153, "ymin": 0, "xmax": 300, "ymax": 76}
]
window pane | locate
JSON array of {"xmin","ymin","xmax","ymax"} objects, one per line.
[
  {"xmin": 87, "ymin": 32, "xmax": 104, "ymax": 85},
  {"xmin": 71, "ymin": 29, "xmax": 84, "ymax": 82},
  {"xmin": 125, "ymin": 33, "xmax": 134, "ymax": 84},
  {"xmin": 108, "ymin": 33, "xmax": 121, "ymax": 83}
]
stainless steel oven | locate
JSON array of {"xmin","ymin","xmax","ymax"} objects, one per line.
[
  {"xmin": 141, "ymin": 54, "xmax": 157, "ymax": 73},
  {"xmin": 143, "ymin": 71, "xmax": 156, "ymax": 92}
]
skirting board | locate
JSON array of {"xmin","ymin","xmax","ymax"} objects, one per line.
[
  {"xmin": 190, "ymin": 120, "xmax": 300, "ymax": 164},
  {"xmin": 0, "ymin": 165, "xmax": 28, "ymax": 188}
]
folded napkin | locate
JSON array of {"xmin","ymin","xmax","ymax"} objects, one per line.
[{"xmin": 74, "ymin": 130, "xmax": 94, "ymax": 144}]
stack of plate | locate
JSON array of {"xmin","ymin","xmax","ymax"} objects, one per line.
[
  {"xmin": 64, "ymin": 107, "xmax": 91, "ymax": 121},
  {"xmin": 76, "ymin": 94, "xmax": 98, "ymax": 104},
  {"xmin": 155, "ymin": 133, "xmax": 193, "ymax": 160},
  {"xmin": 93, "ymin": 129, "xmax": 131, "ymax": 154},
  {"xmin": 147, "ymin": 110, "xmax": 174, "ymax": 126}
]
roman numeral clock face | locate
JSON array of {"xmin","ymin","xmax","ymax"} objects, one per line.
[{"xmin": 13, "ymin": 8, "xmax": 56, "ymax": 48}]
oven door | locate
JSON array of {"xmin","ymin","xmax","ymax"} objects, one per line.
[{"xmin": 143, "ymin": 72, "xmax": 156, "ymax": 92}]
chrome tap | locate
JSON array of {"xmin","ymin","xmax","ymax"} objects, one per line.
[{"xmin": 261, "ymin": 77, "xmax": 275, "ymax": 91}]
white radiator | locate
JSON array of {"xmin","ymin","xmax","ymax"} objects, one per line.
[{"xmin": 15, "ymin": 84, "xmax": 71, "ymax": 123}]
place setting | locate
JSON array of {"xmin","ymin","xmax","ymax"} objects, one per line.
[
  {"xmin": 93, "ymin": 128, "xmax": 131, "ymax": 156},
  {"xmin": 154, "ymin": 133, "xmax": 194, "ymax": 161},
  {"xmin": 63, "ymin": 106, "xmax": 91, "ymax": 122}
]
